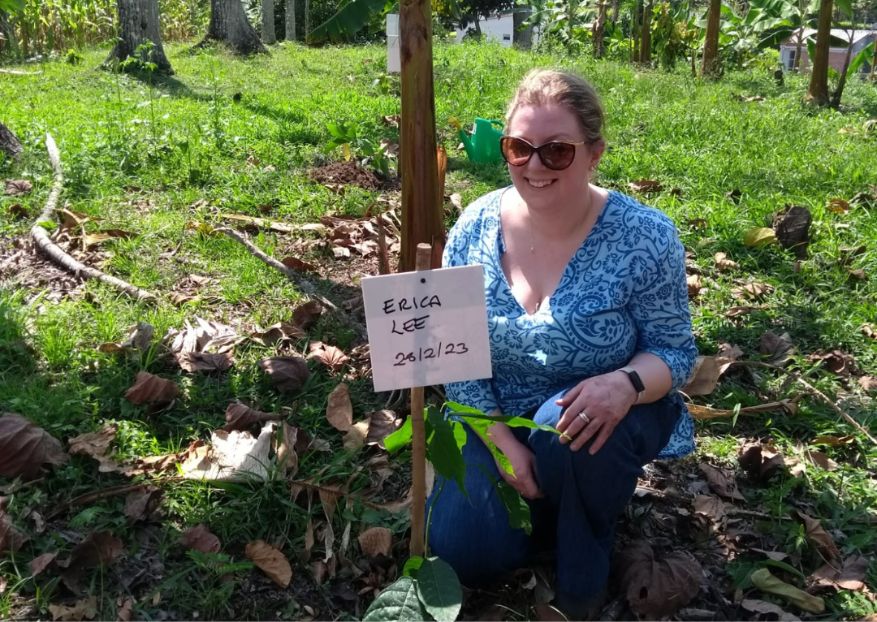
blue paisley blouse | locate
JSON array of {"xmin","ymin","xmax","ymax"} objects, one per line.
[{"xmin": 443, "ymin": 188, "xmax": 697, "ymax": 458}]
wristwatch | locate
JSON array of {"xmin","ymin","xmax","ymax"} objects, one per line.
[{"xmin": 619, "ymin": 366, "xmax": 645, "ymax": 398}]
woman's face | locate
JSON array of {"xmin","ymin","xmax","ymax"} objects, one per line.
[{"xmin": 505, "ymin": 103, "xmax": 603, "ymax": 213}]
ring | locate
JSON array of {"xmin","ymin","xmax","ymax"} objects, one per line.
[
  {"xmin": 560, "ymin": 431, "xmax": 572, "ymax": 442},
  {"xmin": 577, "ymin": 411, "xmax": 590, "ymax": 425}
]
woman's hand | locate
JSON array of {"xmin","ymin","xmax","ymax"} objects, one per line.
[
  {"xmin": 555, "ymin": 371, "xmax": 638, "ymax": 455},
  {"xmin": 488, "ymin": 424, "xmax": 543, "ymax": 499}
]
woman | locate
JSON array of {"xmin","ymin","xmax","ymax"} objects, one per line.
[{"xmin": 427, "ymin": 69, "xmax": 697, "ymax": 619}]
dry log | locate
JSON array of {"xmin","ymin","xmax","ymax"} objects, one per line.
[
  {"xmin": 29, "ymin": 134, "xmax": 156, "ymax": 302},
  {"xmin": 0, "ymin": 122, "xmax": 22, "ymax": 159}
]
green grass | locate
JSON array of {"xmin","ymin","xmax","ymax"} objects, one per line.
[{"xmin": 1, "ymin": 40, "xmax": 876, "ymax": 619}]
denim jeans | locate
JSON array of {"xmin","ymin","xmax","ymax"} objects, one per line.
[{"xmin": 426, "ymin": 389, "xmax": 682, "ymax": 607}]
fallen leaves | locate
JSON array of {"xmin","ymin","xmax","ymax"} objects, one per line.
[
  {"xmin": 682, "ymin": 345, "xmax": 742, "ymax": 396},
  {"xmin": 0, "ymin": 500, "xmax": 29, "ymax": 553},
  {"xmin": 48, "ymin": 596, "xmax": 98, "ymax": 621},
  {"xmin": 358, "ymin": 527, "xmax": 392, "ymax": 557},
  {"xmin": 165, "ymin": 317, "xmax": 240, "ymax": 373},
  {"xmin": 0, "ymin": 413, "xmax": 68, "ymax": 479},
  {"xmin": 628, "ymin": 179, "xmax": 663, "ymax": 194},
  {"xmin": 743, "ymin": 227, "xmax": 777, "ymax": 248},
  {"xmin": 4, "ymin": 179, "xmax": 32, "ymax": 196},
  {"xmin": 222, "ymin": 402, "xmax": 282, "ymax": 432},
  {"xmin": 307, "ymin": 341, "xmax": 350, "ymax": 373},
  {"xmin": 258, "ymin": 356, "xmax": 310, "ymax": 393},
  {"xmin": 180, "ymin": 421, "xmax": 276, "ymax": 481},
  {"xmin": 773, "ymin": 206, "xmax": 812, "ymax": 258},
  {"xmin": 97, "ymin": 322, "xmax": 154, "ymax": 354},
  {"xmin": 811, "ymin": 555, "xmax": 868, "ymax": 591},
  {"xmin": 617, "ymin": 541, "xmax": 702, "ymax": 618},
  {"xmin": 124, "ymin": 372, "xmax": 180, "ymax": 406},
  {"xmin": 180, "ymin": 524, "xmax": 222, "ymax": 553},
  {"xmin": 794, "ymin": 511, "xmax": 841, "ymax": 563},
  {"xmin": 326, "ymin": 383, "xmax": 353, "ymax": 432},
  {"xmin": 699, "ymin": 463, "xmax": 745, "ymax": 501},
  {"xmin": 245, "ymin": 540, "xmax": 292, "ymax": 587}
]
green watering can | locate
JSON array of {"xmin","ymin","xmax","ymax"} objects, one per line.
[{"xmin": 458, "ymin": 118, "xmax": 504, "ymax": 164}]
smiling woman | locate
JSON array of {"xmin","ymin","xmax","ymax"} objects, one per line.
[{"xmin": 427, "ymin": 68, "xmax": 697, "ymax": 620}]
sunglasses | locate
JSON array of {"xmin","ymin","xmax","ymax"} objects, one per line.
[{"xmin": 499, "ymin": 136, "xmax": 586, "ymax": 171}]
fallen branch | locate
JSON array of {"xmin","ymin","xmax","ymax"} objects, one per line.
[
  {"xmin": 216, "ymin": 226, "xmax": 366, "ymax": 338},
  {"xmin": 0, "ymin": 68, "xmax": 42, "ymax": 75},
  {"xmin": 687, "ymin": 400, "xmax": 796, "ymax": 420},
  {"xmin": 29, "ymin": 134, "xmax": 156, "ymax": 302},
  {"xmin": 218, "ymin": 213, "xmax": 326, "ymax": 234},
  {"xmin": 737, "ymin": 361, "xmax": 877, "ymax": 447}
]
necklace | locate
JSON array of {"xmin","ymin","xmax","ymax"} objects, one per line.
[{"xmin": 528, "ymin": 186, "xmax": 593, "ymax": 254}]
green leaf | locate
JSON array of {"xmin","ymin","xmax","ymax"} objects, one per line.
[
  {"xmin": 494, "ymin": 479, "xmax": 533, "ymax": 535},
  {"xmin": 0, "ymin": 0, "xmax": 24, "ymax": 13},
  {"xmin": 402, "ymin": 556, "xmax": 425, "ymax": 577},
  {"xmin": 363, "ymin": 575, "xmax": 431, "ymax": 621},
  {"xmin": 425, "ymin": 406, "xmax": 467, "ymax": 492},
  {"xmin": 464, "ymin": 416, "xmax": 513, "ymax": 476},
  {"xmin": 414, "ymin": 557, "xmax": 462, "ymax": 622},
  {"xmin": 848, "ymin": 41, "xmax": 874, "ymax": 75},
  {"xmin": 309, "ymin": 0, "xmax": 392, "ymax": 44},
  {"xmin": 743, "ymin": 227, "xmax": 777, "ymax": 247},
  {"xmin": 454, "ymin": 411, "xmax": 561, "ymax": 436},
  {"xmin": 384, "ymin": 416, "xmax": 413, "ymax": 453}
]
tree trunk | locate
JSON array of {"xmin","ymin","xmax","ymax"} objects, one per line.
[
  {"xmin": 871, "ymin": 38, "xmax": 877, "ymax": 80},
  {"xmin": 285, "ymin": 0, "xmax": 296, "ymax": 40},
  {"xmin": 830, "ymin": 26, "xmax": 854, "ymax": 108},
  {"xmin": 0, "ymin": 122, "xmax": 23, "ymax": 159},
  {"xmin": 513, "ymin": 6, "xmax": 532, "ymax": 49},
  {"xmin": 0, "ymin": 10, "xmax": 17, "ymax": 57},
  {"xmin": 398, "ymin": 0, "xmax": 444, "ymax": 272},
  {"xmin": 631, "ymin": 0, "xmax": 641, "ymax": 62},
  {"xmin": 794, "ymin": 29, "xmax": 803, "ymax": 70},
  {"xmin": 262, "ymin": 0, "xmax": 276, "ymax": 43},
  {"xmin": 609, "ymin": 0, "xmax": 620, "ymax": 26},
  {"xmin": 106, "ymin": 0, "xmax": 173, "ymax": 74},
  {"xmin": 701, "ymin": 0, "xmax": 721, "ymax": 77},
  {"xmin": 592, "ymin": 0, "xmax": 607, "ymax": 58},
  {"xmin": 806, "ymin": 0, "xmax": 832, "ymax": 105},
  {"xmin": 202, "ymin": 0, "xmax": 267, "ymax": 54},
  {"xmin": 640, "ymin": 0, "xmax": 652, "ymax": 63},
  {"xmin": 304, "ymin": 0, "xmax": 310, "ymax": 41}
]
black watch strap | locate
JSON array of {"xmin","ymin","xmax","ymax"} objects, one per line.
[{"xmin": 619, "ymin": 366, "xmax": 645, "ymax": 395}]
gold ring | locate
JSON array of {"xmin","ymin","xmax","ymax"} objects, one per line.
[{"xmin": 560, "ymin": 431, "xmax": 572, "ymax": 442}]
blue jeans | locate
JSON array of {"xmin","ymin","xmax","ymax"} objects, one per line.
[{"xmin": 426, "ymin": 389, "xmax": 682, "ymax": 607}]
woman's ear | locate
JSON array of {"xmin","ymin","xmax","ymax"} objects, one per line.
[{"xmin": 589, "ymin": 139, "xmax": 606, "ymax": 170}]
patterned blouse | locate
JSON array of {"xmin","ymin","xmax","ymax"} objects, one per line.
[{"xmin": 443, "ymin": 188, "xmax": 697, "ymax": 458}]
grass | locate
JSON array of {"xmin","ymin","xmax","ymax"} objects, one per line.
[{"xmin": 1, "ymin": 39, "xmax": 876, "ymax": 619}]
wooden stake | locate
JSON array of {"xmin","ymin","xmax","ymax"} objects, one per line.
[{"xmin": 409, "ymin": 242, "xmax": 432, "ymax": 557}]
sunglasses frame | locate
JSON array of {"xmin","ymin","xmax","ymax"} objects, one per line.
[{"xmin": 499, "ymin": 136, "xmax": 586, "ymax": 171}]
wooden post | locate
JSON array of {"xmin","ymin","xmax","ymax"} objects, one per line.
[
  {"xmin": 398, "ymin": 0, "xmax": 444, "ymax": 271},
  {"xmin": 409, "ymin": 243, "xmax": 432, "ymax": 557}
]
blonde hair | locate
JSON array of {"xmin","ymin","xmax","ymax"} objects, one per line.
[{"xmin": 506, "ymin": 69, "xmax": 605, "ymax": 146}]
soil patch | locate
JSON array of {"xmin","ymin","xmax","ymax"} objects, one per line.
[{"xmin": 308, "ymin": 161, "xmax": 397, "ymax": 192}]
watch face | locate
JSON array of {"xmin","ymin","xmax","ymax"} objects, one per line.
[{"xmin": 626, "ymin": 370, "xmax": 645, "ymax": 393}]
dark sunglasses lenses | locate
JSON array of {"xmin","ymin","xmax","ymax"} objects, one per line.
[{"xmin": 500, "ymin": 137, "xmax": 577, "ymax": 170}]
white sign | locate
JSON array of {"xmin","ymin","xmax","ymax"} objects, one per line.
[
  {"xmin": 361, "ymin": 265, "xmax": 492, "ymax": 392},
  {"xmin": 386, "ymin": 14, "xmax": 400, "ymax": 74}
]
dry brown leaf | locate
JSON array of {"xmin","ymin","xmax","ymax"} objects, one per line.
[
  {"xmin": 116, "ymin": 597, "xmax": 135, "ymax": 622},
  {"xmin": 804, "ymin": 449, "xmax": 837, "ymax": 471},
  {"xmin": 794, "ymin": 511, "xmax": 841, "ymax": 563},
  {"xmin": 276, "ymin": 423, "xmax": 302, "ymax": 478},
  {"xmin": 827, "ymin": 199, "xmax": 850, "ymax": 214},
  {"xmin": 326, "ymin": 384, "xmax": 353, "ymax": 432},
  {"xmin": 223, "ymin": 402, "xmax": 282, "ymax": 432},
  {"xmin": 0, "ymin": 413, "xmax": 68, "ymax": 480},
  {"xmin": 693, "ymin": 495, "xmax": 726, "ymax": 522},
  {"xmin": 686, "ymin": 274, "xmax": 703, "ymax": 298},
  {"xmin": 628, "ymin": 179, "xmax": 663, "ymax": 194},
  {"xmin": 811, "ymin": 434, "xmax": 855, "ymax": 447},
  {"xmin": 343, "ymin": 420, "xmax": 369, "ymax": 451},
  {"xmin": 177, "ymin": 351, "xmax": 233, "ymax": 373},
  {"xmin": 358, "ymin": 527, "xmax": 392, "ymax": 557},
  {"xmin": 618, "ymin": 541, "xmax": 702, "ymax": 618},
  {"xmin": 124, "ymin": 486, "xmax": 163, "ymax": 522},
  {"xmin": 30, "ymin": 551, "xmax": 58, "ymax": 577},
  {"xmin": 124, "ymin": 372, "xmax": 180, "ymax": 406},
  {"xmin": 4, "ymin": 179, "xmax": 32, "ymax": 196},
  {"xmin": 449, "ymin": 193, "xmax": 463, "ymax": 211},
  {"xmin": 713, "ymin": 252, "xmax": 739, "ymax": 272},
  {"xmin": 67, "ymin": 532, "xmax": 124, "ymax": 568},
  {"xmin": 773, "ymin": 206, "xmax": 812, "ymax": 258},
  {"xmin": 0, "ymin": 506, "xmax": 28, "ymax": 553},
  {"xmin": 281, "ymin": 256, "xmax": 318, "ymax": 272},
  {"xmin": 740, "ymin": 598, "xmax": 798, "ymax": 620},
  {"xmin": 682, "ymin": 348, "xmax": 742, "ymax": 397},
  {"xmin": 83, "ymin": 229, "xmax": 133, "ymax": 249},
  {"xmin": 760, "ymin": 331, "xmax": 795, "ymax": 365},
  {"xmin": 249, "ymin": 322, "xmax": 305, "ymax": 347},
  {"xmin": 258, "ymin": 356, "xmax": 310, "ymax": 393},
  {"xmin": 861, "ymin": 324, "xmax": 876, "ymax": 340},
  {"xmin": 739, "ymin": 441, "xmax": 786, "ymax": 481},
  {"xmin": 98, "ymin": 322, "xmax": 154, "ymax": 354},
  {"xmin": 811, "ymin": 555, "xmax": 868, "ymax": 591},
  {"xmin": 166, "ymin": 317, "xmax": 240, "ymax": 358},
  {"xmin": 180, "ymin": 524, "xmax": 221, "ymax": 553},
  {"xmin": 180, "ymin": 422, "xmax": 275, "ymax": 482},
  {"xmin": 245, "ymin": 540, "xmax": 292, "ymax": 587},
  {"xmin": 725, "ymin": 305, "xmax": 758, "ymax": 319},
  {"xmin": 858, "ymin": 376, "xmax": 877, "ymax": 393},
  {"xmin": 48, "ymin": 596, "xmax": 98, "ymax": 621},
  {"xmin": 699, "ymin": 463, "xmax": 745, "ymax": 501},
  {"xmin": 807, "ymin": 350, "xmax": 855, "ymax": 376},
  {"xmin": 307, "ymin": 341, "xmax": 350, "ymax": 373},
  {"xmin": 68, "ymin": 425, "xmax": 117, "ymax": 464},
  {"xmin": 732, "ymin": 280, "xmax": 774, "ymax": 301},
  {"xmin": 365, "ymin": 410, "xmax": 402, "ymax": 447}
]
